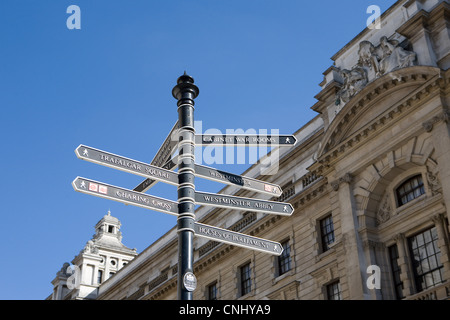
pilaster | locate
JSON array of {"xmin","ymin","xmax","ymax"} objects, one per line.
[{"xmin": 331, "ymin": 173, "xmax": 369, "ymax": 299}]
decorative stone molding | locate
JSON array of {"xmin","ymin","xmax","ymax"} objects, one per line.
[
  {"xmin": 426, "ymin": 158, "xmax": 442, "ymax": 196},
  {"xmin": 392, "ymin": 233, "xmax": 406, "ymax": 243},
  {"xmin": 362, "ymin": 239, "xmax": 385, "ymax": 249},
  {"xmin": 330, "ymin": 173, "xmax": 353, "ymax": 191},
  {"xmin": 431, "ymin": 212, "xmax": 445, "ymax": 224},
  {"xmin": 422, "ymin": 109, "xmax": 450, "ymax": 132},
  {"xmin": 316, "ymin": 66, "xmax": 442, "ymax": 167},
  {"xmin": 309, "ymin": 262, "xmax": 339, "ymax": 287},
  {"xmin": 376, "ymin": 193, "xmax": 392, "ymax": 226},
  {"xmin": 266, "ymin": 280, "xmax": 300, "ymax": 300}
]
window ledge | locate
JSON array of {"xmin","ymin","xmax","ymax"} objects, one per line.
[
  {"xmin": 272, "ymin": 269, "xmax": 295, "ymax": 285},
  {"xmin": 315, "ymin": 246, "xmax": 336, "ymax": 263},
  {"xmin": 395, "ymin": 194, "xmax": 426, "ymax": 214}
]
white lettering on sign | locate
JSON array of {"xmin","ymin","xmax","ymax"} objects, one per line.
[
  {"xmin": 197, "ymin": 226, "xmax": 270, "ymax": 249},
  {"xmin": 115, "ymin": 190, "xmax": 173, "ymax": 211},
  {"xmin": 99, "ymin": 154, "xmax": 142, "ymax": 171}
]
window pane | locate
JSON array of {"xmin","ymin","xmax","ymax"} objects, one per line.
[
  {"xmin": 388, "ymin": 244, "xmax": 404, "ymax": 299},
  {"xmin": 408, "ymin": 227, "xmax": 444, "ymax": 292},
  {"xmin": 278, "ymin": 241, "xmax": 291, "ymax": 276},
  {"xmin": 208, "ymin": 282, "xmax": 217, "ymax": 300},
  {"xmin": 320, "ymin": 215, "xmax": 335, "ymax": 252},
  {"xmin": 326, "ymin": 281, "xmax": 342, "ymax": 300},
  {"xmin": 240, "ymin": 263, "xmax": 251, "ymax": 296},
  {"xmin": 396, "ymin": 175, "xmax": 425, "ymax": 206}
]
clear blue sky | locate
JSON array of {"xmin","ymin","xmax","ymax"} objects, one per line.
[{"xmin": 0, "ymin": 0, "xmax": 397, "ymax": 299}]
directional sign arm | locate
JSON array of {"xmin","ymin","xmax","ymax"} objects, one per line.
[
  {"xmin": 194, "ymin": 164, "xmax": 282, "ymax": 197},
  {"xmin": 133, "ymin": 122, "xmax": 179, "ymax": 193},
  {"xmin": 194, "ymin": 191, "xmax": 293, "ymax": 216},
  {"xmin": 75, "ymin": 145, "xmax": 178, "ymax": 186},
  {"xmin": 72, "ymin": 177, "xmax": 179, "ymax": 216},
  {"xmin": 194, "ymin": 222, "xmax": 283, "ymax": 256},
  {"xmin": 195, "ymin": 134, "xmax": 297, "ymax": 147},
  {"xmin": 134, "ymin": 157, "xmax": 178, "ymax": 193}
]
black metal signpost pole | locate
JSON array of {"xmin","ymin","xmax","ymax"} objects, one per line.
[{"xmin": 172, "ymin": 73, "xmax": 199, "ymax": 300}]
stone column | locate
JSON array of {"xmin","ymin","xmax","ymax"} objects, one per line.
[
  {"xmin": 332, "ymin": 173, "xmax": 369, "ymax": 299},
  {"xmin": 424, "ymin": 110, "xmax": 450, "ymax": 223},
  {"xmin": 392, "ymin": 233, "xmax": 414, "ymax": 297}
]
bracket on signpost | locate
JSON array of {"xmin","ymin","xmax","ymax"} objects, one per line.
[{"xmin": 72, "ymin": 73, "xmax": 296, "ymax": 301}]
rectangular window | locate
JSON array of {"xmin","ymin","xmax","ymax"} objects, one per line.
[
  {"xmin": 326, "ymin": 281, "xmax": 342, "ymax": 300},
  {"xmin": 240, "ymin": 262, "xmax": 252, "ymax": 296},
  {"xmin": 320, "ymin": 215, "xmax": 335, "ymax": 252},
  {"xmin": 97, "ymin": 270, "xmax": 103, "ymax": 284},
  {"xmin": 207, "ymin": 282, "xmax": 217, "ymax": 300},
  {"xmin": 277, "ymin": 240, "xmax": 292, "ymax": 276},
  {"xmin": 408, "ymin": 227, "xmax": 444, "ymax": 292},
  {"xmin": 388, "ymin": 244, "xmax": 404, "ymax": 299}
]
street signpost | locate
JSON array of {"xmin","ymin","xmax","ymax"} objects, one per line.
[
  {"xmin": 194, "ymin": 191, "xmax": 294, "ymax": 216},
  {"xmin": 195, "ymin": 134, "xmax": 297, "ymax": 146},
  {"xmin": 194, "ymin": 163, "xmax": 282, "ymax": 197},
  {"xmin": 194, "ymin": 222, "xmax": 283, "ymax": 255},
  {"xmin": 72, "ymin": 177, "xmax": 179, "ymax": 216},
  {"xmin": 72, "ymin": 73, "xmax": 297, "ymax": 301}
]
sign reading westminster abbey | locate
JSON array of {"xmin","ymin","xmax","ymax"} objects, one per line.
[{"xmin": 50, "ymin": 0, "xmax": 450, "ymax": 301}]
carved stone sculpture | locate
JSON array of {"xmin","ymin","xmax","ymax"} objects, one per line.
[
  {"xmin": 83, "ymin": 239, "xmax": 99, "ymax": 254},
  {"xmin": 336, "ymin": 66, "xmax": 368, "ymax": 104},
  {"xmin": 376, "ymin": 193, "xmax": 392, "ymax": 225},
  {"xmin": 57, "ymin": 262, "xmax": 71, "ymax": 277},
  {"xmin": 336, "ymin": 36, "xmax": 416, "ymax": 107},
  {"xmin": 358, "ymin": 36, "xmax": 416, "ymax": 78},
  {"xmin": 426, "ymin": 158, "xmax": 441, "ymax": 196}
]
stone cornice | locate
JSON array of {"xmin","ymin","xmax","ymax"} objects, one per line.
[
  {"xmin": 397, "ymin": 1, "xmax": 450, "ymax": 38},
  {"xmin": 312, "ymin": 81, "xmax": 342, "ymax": 114},
  {"xmin": 330, "ymin": 173, "xmax": 353, "ymax": 191},
  {"xmin": 422, "ymin": 108, "xmax": 450, "ymax": 132}
]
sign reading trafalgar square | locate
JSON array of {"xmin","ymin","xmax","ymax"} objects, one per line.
[{"xmin": 75, "ymin": 145, "xmax": 178, "ymax": 186}]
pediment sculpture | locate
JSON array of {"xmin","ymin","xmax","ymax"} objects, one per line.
[
  {"xmin": 336, "ymin": 66, "xmax": 368, "ymax": 105},
  {"xmin": 335, "ymin": 36, "xmax": 416, "ymax": 107},
  {"xmin": 358, "ymin": 36, "xmax": 416, "ymax": 77}
]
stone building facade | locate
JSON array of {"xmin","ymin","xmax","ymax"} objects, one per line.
[
  {"xmin": 49, "ymin": 211, "xmax": 137, "ymax": 300},
  {"xmin": 50, "ymin": 0, "xmax": 450, "ymax": 300}
]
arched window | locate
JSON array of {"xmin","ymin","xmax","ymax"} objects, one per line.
[{"xmin": 396, "ymin": 174, "xmax": 425, "ymax": 207}]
